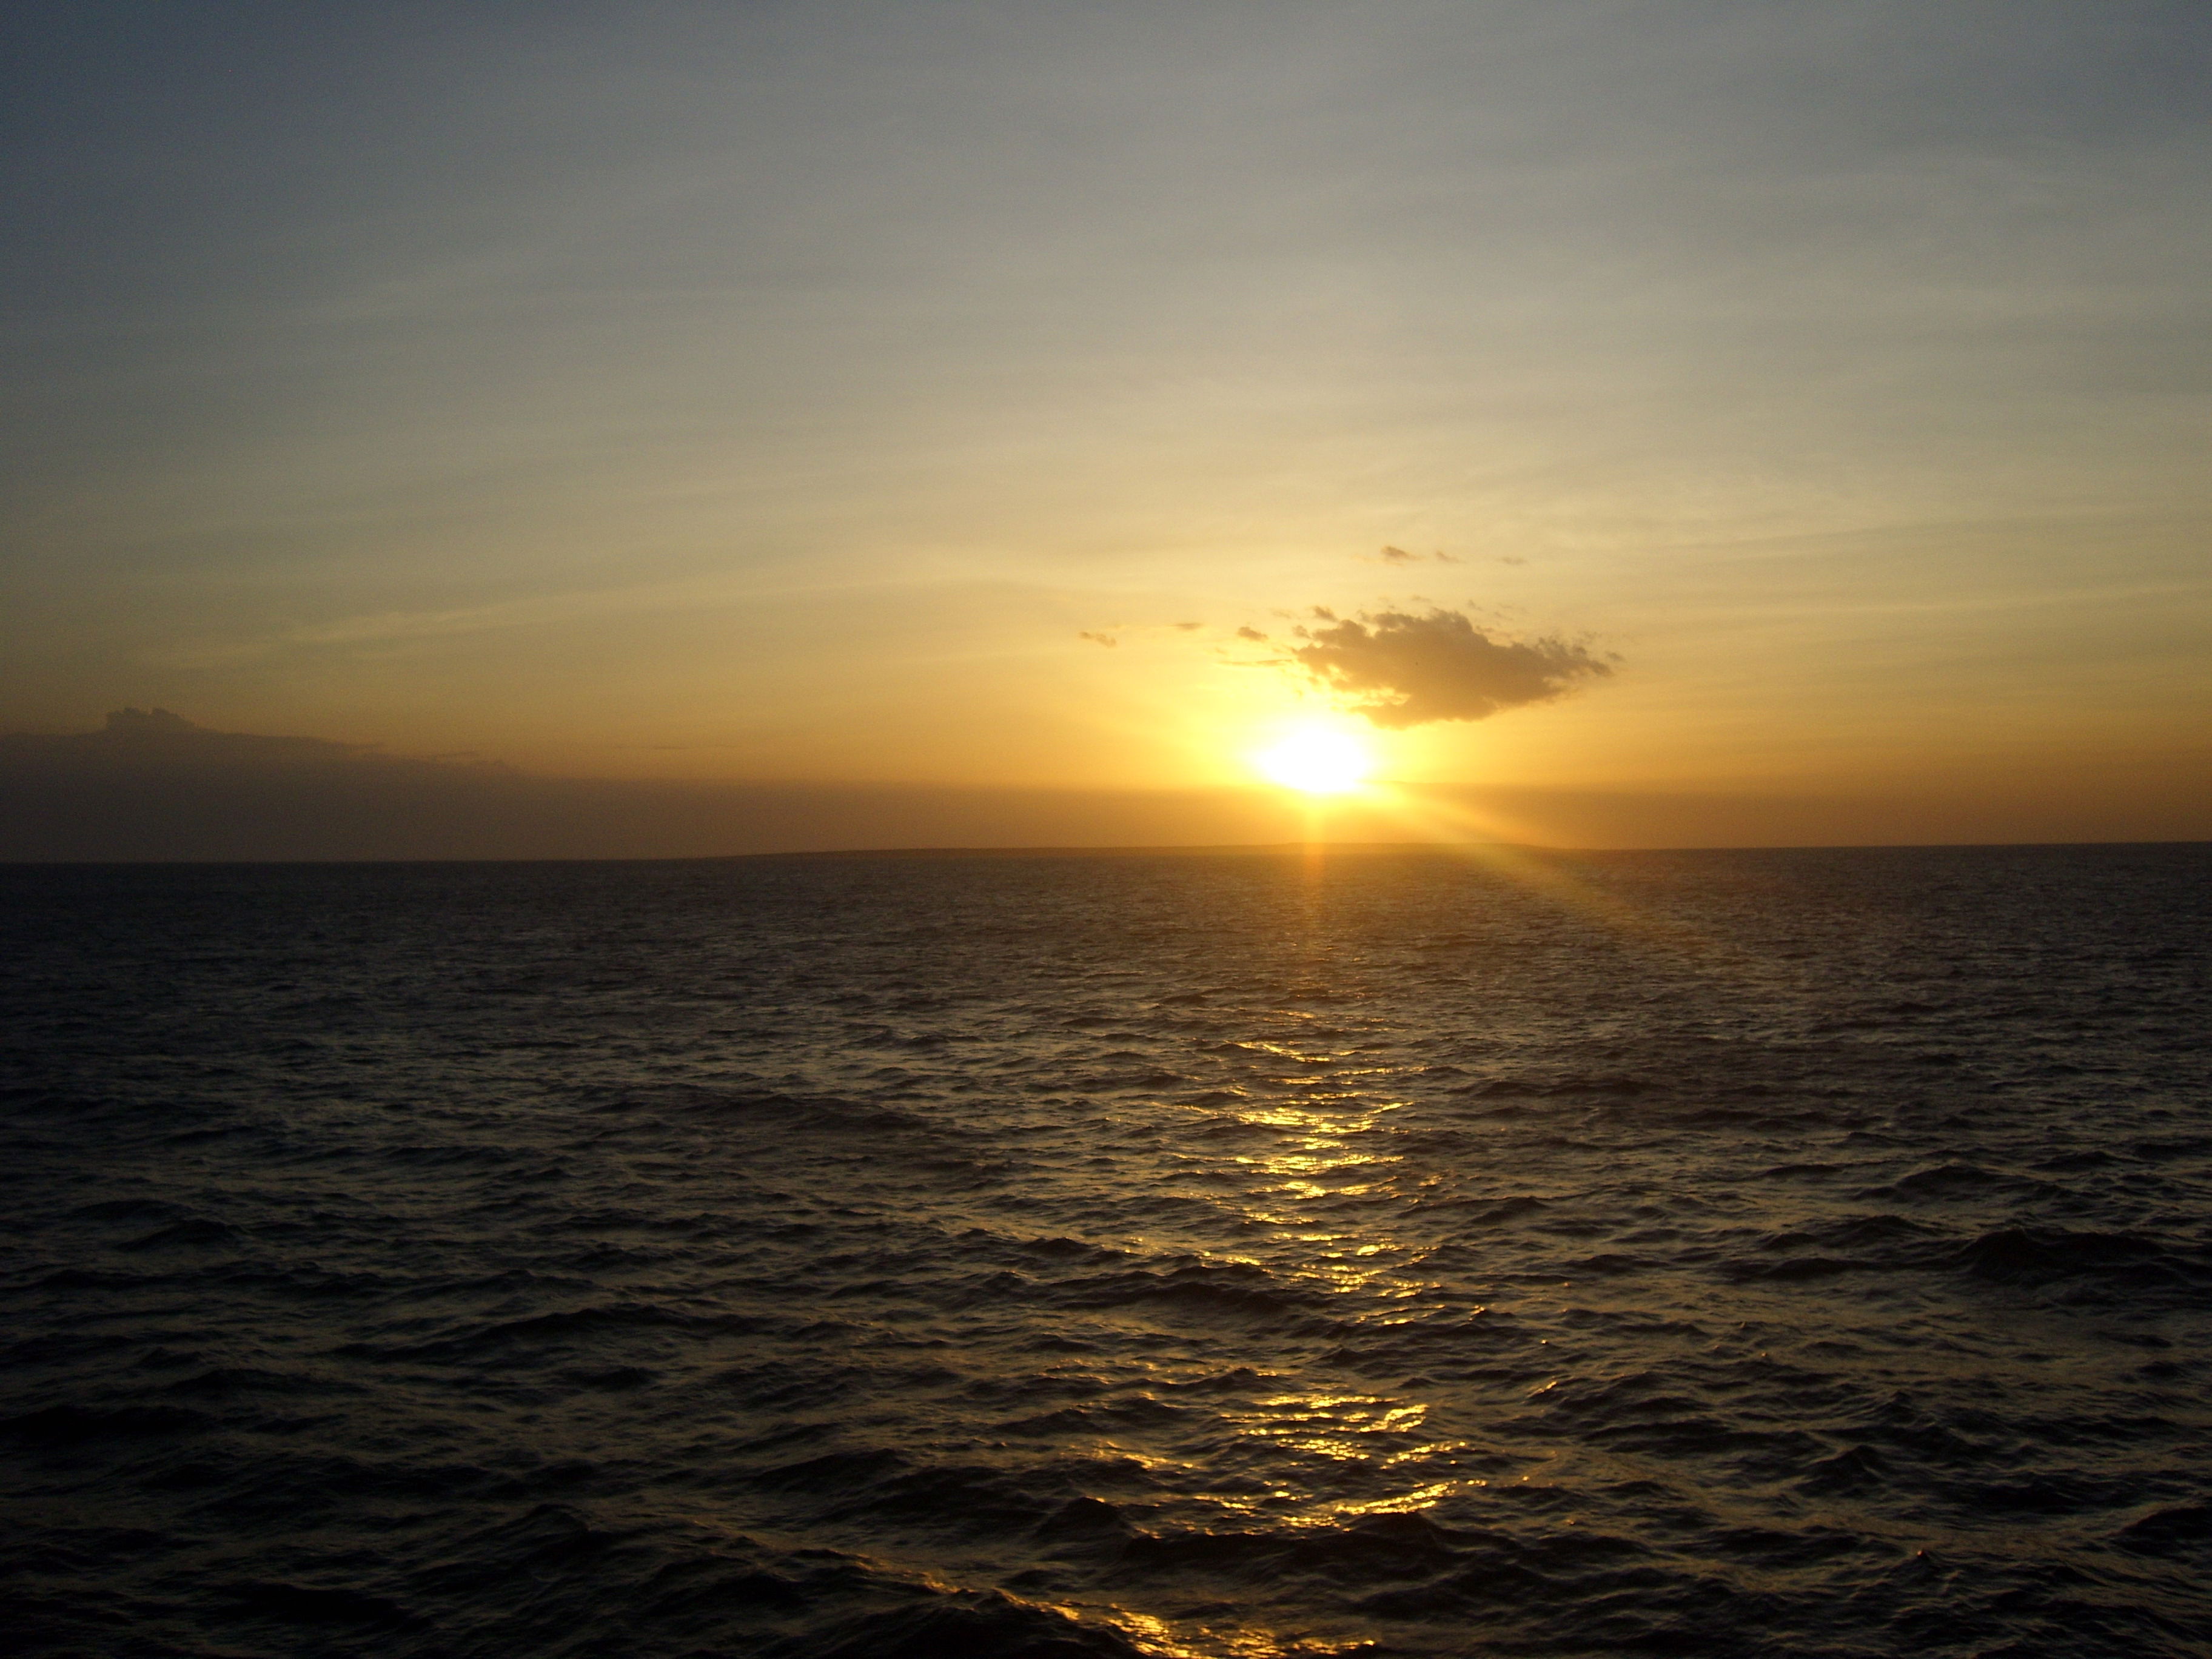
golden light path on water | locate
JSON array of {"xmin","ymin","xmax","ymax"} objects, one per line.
[
  {"xmin": 1045, "ymin": 760, "xmax": 1823, "ymax": 1656},
  {"xmin": 1087, "ymin": 873, "xmax": 1482, "ymax": 1659},
  {"xmin": 1080, "ymin": 1073, "xmax": 1509, "ymax": 1657}
]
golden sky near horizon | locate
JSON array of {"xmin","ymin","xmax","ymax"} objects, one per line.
[{"xmin": 4, "ymin": 2, "xmax": 2209, "ymax": 833}]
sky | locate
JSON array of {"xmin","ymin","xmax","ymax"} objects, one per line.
[{"xmin": 4, "ymin": 1, "xmax": 2208, "ymax": 852}]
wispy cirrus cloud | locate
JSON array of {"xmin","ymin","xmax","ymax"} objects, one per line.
[{"xmin": 1369, "ymin": 545, "xmax": 1462, "ymax": 566}]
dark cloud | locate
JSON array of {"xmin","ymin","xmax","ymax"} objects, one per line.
[
  {"xmin": 1289, "ymin": 609, "xmax": 1614, "ymax": 728},
  {"xmin": 1235, "ymin": 626, "xmax": 1267, "ymax": 642},
  {"xmin": 3, "ymin": 706, "xmax": 512, "ymax": 773},
  {"xmin": 1371, "ymin": 546, "xmax": 1461, "ymax": 565},
  {"xmin": 1077, "ymin": 630, "xmax": 1118, "ymax": 647},
  {"xmin": 0, "ymin": 709, "xmax": 1347, "ymax": 859}
]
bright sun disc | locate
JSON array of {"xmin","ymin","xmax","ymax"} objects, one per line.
[{"xmin": 1252, "ymin": 725, "xmax": 1373, "ymax": 794}]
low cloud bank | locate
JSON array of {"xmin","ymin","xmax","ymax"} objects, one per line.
[
  {"xmin": 1289, "ymin": 609, "xmax": 1613, "ymax": 728},
  {"xmin": 5, "ymin": 707, "xmax": 515, "ymax": 773},
  {"xmin": 4, "ymin": 710, "xmax": 2202, "ymax": 859},
  {"xmin": 0, "ymin": 709, "xmax": 1319, "ymax": 860}
]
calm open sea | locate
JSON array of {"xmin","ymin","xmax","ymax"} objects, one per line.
[{"xmin": 3, "ymin": 845, "xmax": 2208, "ymax": 1658}]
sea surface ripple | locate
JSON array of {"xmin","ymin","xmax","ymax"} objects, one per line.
[{"xmin": 3, "ymin": 845, "xmax": 2209, "ymax": 1657}]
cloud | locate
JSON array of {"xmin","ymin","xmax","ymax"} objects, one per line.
[
  {"xmin": 1078, "ymin": 620, "xmax": 1202, "ymax": 646},
  {"xmin": 1370, "ymin": 546, "xmax": 1463, "ymax": 565},
  {"xmin": 1287, "ymin": 608, "xmax": 1614, "ymax": 728},
  {"xmin": 3, "ymin": 706, "xmax": 515, "ymax": 774}
]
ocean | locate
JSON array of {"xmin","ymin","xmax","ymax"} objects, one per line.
[{"xmin": 3, "ymin": 843, "xmax": 2208, "ymax": 1658}]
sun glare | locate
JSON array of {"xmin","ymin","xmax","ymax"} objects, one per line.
[{"xmin": 1252, "ymin": 723, "xmax": 1375, "ymax": 794}]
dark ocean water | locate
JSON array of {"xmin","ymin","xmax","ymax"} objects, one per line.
[{"xmin": 3, "ymin": 844, "xmax": 2209, "ymax": 1658}]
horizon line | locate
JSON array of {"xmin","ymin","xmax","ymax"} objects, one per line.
[{"xmin": 4, "ymin": 837, "xmax": 2207, "ymax": 870}]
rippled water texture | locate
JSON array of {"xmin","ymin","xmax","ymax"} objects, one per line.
[{"xmin": 4, "ymin": 845, "xmax": 2210, "ymax": 1657}]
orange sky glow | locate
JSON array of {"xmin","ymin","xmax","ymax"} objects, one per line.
[{"xmin": 2, "ymin": 4, "xmax": 2207, "ymax": 855}]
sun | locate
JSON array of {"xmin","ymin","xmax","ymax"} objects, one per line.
[{"xmin": 1251, "ymin": 721, "xmax": 1375, "ymax": 794}]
